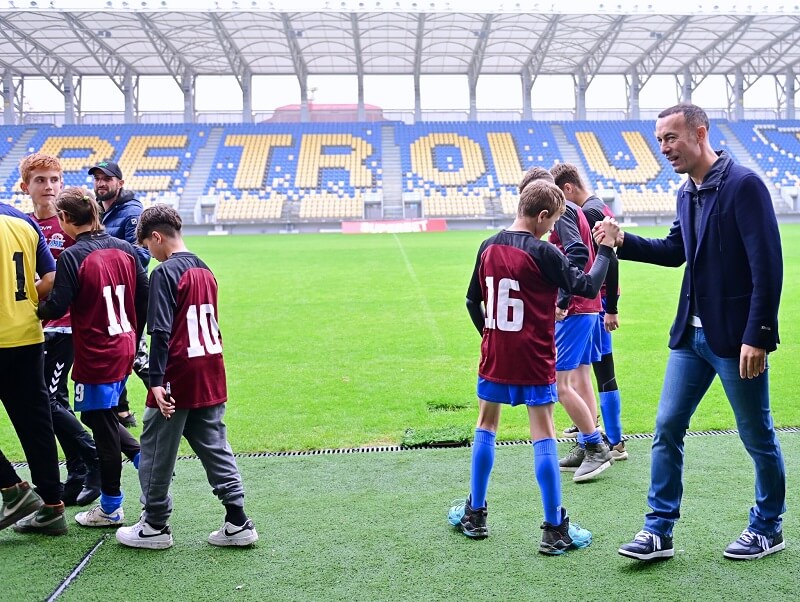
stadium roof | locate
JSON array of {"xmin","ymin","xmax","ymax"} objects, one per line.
[{"xmin": 3, "ymin": 0, "xmax": 800, "ymax": 94}]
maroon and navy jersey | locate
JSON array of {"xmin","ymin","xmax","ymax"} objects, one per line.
[
  {"xmin": 38, "ymin": 232, "xmax": 149, "ymax": 384},
  {"xmin": 146, "ymin": 252, "xmax": 226, "ymax": 409},
  {"xmin": 581, "ymin": 195, "xmax": 620, "ymax": 311},
  {"xmin": 29, "ymin": 213, "xmax": 75, "ymax": 329},
  {"xmin": 548, "ymin": 200, "xmax": 602, "ymax": 315},
  {"xmin": 466, "ymin": 229, "xmax": 612, "ymax": 386}
]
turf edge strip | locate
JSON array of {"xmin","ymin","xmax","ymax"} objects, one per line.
[
  {"xmin": 12, "ymin": 426, "xmax": 800, "ymax": 469},
  {"xmin": 46, "ymin": 534, "xmax": 108, "ymax": 602}
]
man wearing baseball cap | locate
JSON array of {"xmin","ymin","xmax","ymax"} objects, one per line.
[{"xmin": 88, "ymin": 160, "xmax": 150, "ymax": 428}]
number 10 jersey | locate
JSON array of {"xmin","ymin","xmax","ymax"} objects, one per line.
[{"xmin": 146, "ymin": 252, "xmax": 226, "ymax": 410}]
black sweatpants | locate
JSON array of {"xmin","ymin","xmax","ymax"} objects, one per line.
[
  {"xmin": 0, "ymin": 344, "xmax": 62, "ymax": 504},
  {"xmin": 81, "ymin": 409, "xmax": 140, "ymax": 497}
]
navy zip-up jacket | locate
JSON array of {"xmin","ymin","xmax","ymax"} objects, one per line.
[
  {"xmin": 617, "ymin": 151, "xmax": 782, "ymax": 358},
  {"xmin": 101, "ymin": 189, "xmax": 150, "ymax": 270}
]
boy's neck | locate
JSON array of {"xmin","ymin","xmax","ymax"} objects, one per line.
[
  {"xmin": 163, "ymin": 239, "xmax": 188, "ymax": 259},
  {"xmin": 32, "ymin": 201, "xmax": 57, "ymax": 220}
]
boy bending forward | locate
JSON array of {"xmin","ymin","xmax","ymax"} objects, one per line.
[{"xmin": 116, "ymin": 205, "xmax": 258, "ymax": 549}]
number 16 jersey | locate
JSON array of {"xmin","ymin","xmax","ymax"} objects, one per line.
[
  {"xmin": 147, "ymin": 252, "xmax": 226, "ymax": 410},
  {"xmin": 466, "ymin": 229, "xmax": 611, "ymax": 386}
]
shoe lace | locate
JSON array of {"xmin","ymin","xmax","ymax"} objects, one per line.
[
  {"xmin": 633, "ymin": 530, "xmax": 655, "ymax": 544},
  {"xmin": 738, "ymin": 529, "xmax": 769, "ymax": 549}
]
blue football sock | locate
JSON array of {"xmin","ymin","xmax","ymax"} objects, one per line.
[
  {"xmin": 533, "ymin": 438, "xmax": 561, "ymax": 525},
  {"xmin": 469, "ymin": 428, "xmax": 496, "ymax": 509},
  {"xmin": 100, "ymin": 492, "xmax": 124, "ymax": 514},
  {"xmin": 599, "ymin": 390, "xmax": 623, "ymax": 445},
  {"xmin": 584, "ymin": 429, "xmax": 603, "ymax": 445},
  {"xmin": 577, "ymin": 432, "xmax": 586, "ymax": 447},
  {"xmin": 132, "ymin": 452, "xmax": 140, "ymax": 470}
]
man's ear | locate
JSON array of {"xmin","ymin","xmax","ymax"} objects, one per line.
[{"xmin": 20, "ymin": 181, "xmax": 29, "ymax": 194}]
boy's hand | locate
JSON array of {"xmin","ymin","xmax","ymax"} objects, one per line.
[
  {"xmin": 594, "ymin": 217, "xmax": 622, "ymax": 247},
  {"xmin": 151, "ymin": 385, "xmax": 175, "ymax": 419},
  {"xmin": 555, "ymin": 306, "xmax": 568, "ymax": 321}
]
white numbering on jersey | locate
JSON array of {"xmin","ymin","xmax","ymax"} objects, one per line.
[
  {"xmin": 186, "ymin": 303, "xmax": 222, "ymax": 358},
  {"xmin": 102, "ymin": 284, "xmax": 132, "ymax": 336},
  {"xmin": 74, "ymin": 383, "xmax": 84, "ymax": 403},
  {"xmin": 484, "ymin": 276, "xmax": 523, "ymax": 332}
]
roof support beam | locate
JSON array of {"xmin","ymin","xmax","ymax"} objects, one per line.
[
  {"xmin": 136, "ymin": 13, "xmax": 194, "ymax": 90},
  {"xmin": 520, "ymin": 14, "xmax": 559, "ymax": 117},
  {"xmin": 350, "ymin": 14, "xmax": 365, "ymax": 121},
  {"xmin": 628, "ymin": 16, "xmax": 691, "ymax": 89},
  {"xmin": 63, "ymin": 13, "xmax": 136, "ymax": 93},
  {"xmin": 681, "ymin": 16, "xmax": 753, "ymax": 90},
  {"xmin": 123, "ymin": 69, "xmax": 139, "ymax": 124},
  {"xmin": 574, "ymin": 16, "xmax": 626, "ymax": 89},
  {"xmin": 280, "ymin": 12, "xmax": 309, "ymax": 122},
  {"xmin": 413, "ymin": 14, "xmax": 426, "ymax": 122},
  {"xmin": 0, "ymin": 15, "xmax": 78, "ymax": 119},
  {"xmin": 467, "ymin": 14, "xmax": 493, "ymax": 121},
  {"xmin": 625, "ymin": 66, "xmax": 641, "ymax": 119},
  {"xmin": 209, "ymin": 13, "xmax": 253, "ymax": 123}
]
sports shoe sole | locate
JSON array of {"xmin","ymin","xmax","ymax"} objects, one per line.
[
  {"xmin": 116, "ymin": 530, "xmax": 174, "ymax": 550},
  {"xmin": 723, "ymin": 541, "xmax": 785, "ymax": 560},
  {"xmin": 610, "ymin": 450, "xmax": 629, "ymax": 461},
  {"xmin": 618, "ymin": 546, "xmax": 674, "ymax": 560},
  {"xmin": 573, "ymin": 459, "xmax": 613, "ymax": 482},
  {"xmin": 208, "ymin": 532, "xmax": 259, "ymax": 546},
  {"xmin": 0, "ymin": 496, "xmax": 44, "ymax": 531},
  {"xmin": 559, "ymin": 465, "xmax": 580, "ymax": 473}
]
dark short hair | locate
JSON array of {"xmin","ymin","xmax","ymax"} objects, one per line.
[
  {"xmin": 137, "ymin": 204, "xmax": 182, "ymax": 244},
  {"xmin": 550, "ymin": 163, "xmax": 584, "ymax": 192},
  {"xmin": 518, "ymin": 166, "xmax": 554, "ymax": 193},
  {"xmin": 658, "ymin": 103, "xmax": 710, "ymax": 131}
]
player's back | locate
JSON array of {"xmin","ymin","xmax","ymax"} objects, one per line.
[
  {"xmin": 149, "ymin": 252, "xmax": 226, "ymax": 409},
  {"xmin": 471, "ymin": 230, "xmax": 561, "ymax": 386},
  {"xmin": 63, "ymin": 233, "xmax": 140, "ymax": 383}
]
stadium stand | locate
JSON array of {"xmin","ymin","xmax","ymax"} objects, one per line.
[
  {"xmin": 1, "ymin": 123, "xmax": 209, "ymax": 212},
  {"xmin": 395, "ymin": 122, "xmax": 561, "ymax": 218},
  {"xmin": 2, "ymin": 120, "xmax": 799, "ymax": 224},
  {"xmin": 207, "ymin": 123, "xmax": 381, "ymax": 222}
]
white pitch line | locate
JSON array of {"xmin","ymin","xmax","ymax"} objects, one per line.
[{"xmin": 392, "ymin": 233, "xmax": 446, "ymax": 352}]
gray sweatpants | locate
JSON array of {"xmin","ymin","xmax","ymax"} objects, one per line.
[{"xmin": 137, "ymin": 403, "xmax": 245, "ymax": 527}]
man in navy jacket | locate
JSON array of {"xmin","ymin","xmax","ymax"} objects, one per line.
[
  {"xmin": 89, "ymin": 161, "xmax": 151, "ymax": 428},
  {"xmin": 611, "ymin": 104, "xmax": 786, "ymax": 562}
]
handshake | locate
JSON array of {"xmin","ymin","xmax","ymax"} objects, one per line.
[{"xmin": 592, "ymin": 217, "xmax": 623, "ymax": 248}]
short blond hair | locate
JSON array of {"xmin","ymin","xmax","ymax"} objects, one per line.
[{"xmin": 518, "ymin": 166, "xmax": 555, "ymax": 193}]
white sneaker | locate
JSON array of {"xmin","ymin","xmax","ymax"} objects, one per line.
[
  {"xmin": 208, "ymin": 519, "xmax": 259, "ymax": 547},
  {"xmin": 116, "ymin": 518, "xmax": 173, "ymax": 549},
  {"xmin": 75, "ymin": 504, "xmax": 125, "ymax": 527}
]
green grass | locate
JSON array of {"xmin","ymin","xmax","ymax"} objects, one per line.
[
  {"xmin": 2, "ymin": 224, "xmax": 799, "ymax": 457},
  {"xmin": 2, "ymin": 434, "xmax": 799, "ymax": 601}
]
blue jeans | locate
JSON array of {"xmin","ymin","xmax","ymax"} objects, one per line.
[{"xmin": 645, "ymin": 327, "xmax": 785, "ymax": 537}]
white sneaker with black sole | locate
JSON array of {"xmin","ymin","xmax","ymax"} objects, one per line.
[
  {"xmin": 116, "ymin": 518, "xmax": 174, "ymax": 549},
  {"xmin": 208, "ymin": 519, "xmax": 259, "ymax": 546}
]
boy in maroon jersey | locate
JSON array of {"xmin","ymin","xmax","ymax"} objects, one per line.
[
  {"xmin": 116, "ymin": 204, "xmax": 258, "ymax": 549},
  {"xmin": 22, "ymin": 153, "xmax": 102, "ymax": 507},
  {"xmin": 449, "ymin": 180, "xmax": 619, "ymax": 554},
  {"xmin": 36, "ymin": 187, "xmax": 146, "ymax": 529}
]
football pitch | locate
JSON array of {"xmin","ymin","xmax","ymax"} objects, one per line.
[{"xmin": 2, "ymin": 224, "xmax": 800, "ymax": 600}]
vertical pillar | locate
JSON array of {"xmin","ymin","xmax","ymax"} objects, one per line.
[
  {"xmin": 3, "ymin": 70, "xmax": 15, "ymax": 125},
  {"xmin": 468, "ymin": 74, "xmax": 477, "ymax": 121},
  {"xmin": 681, "ymin": 67, "xmax": 693, "ymax": 103},
  {"xmin": 413, "ymin": 73, "xmax": 421, "ymax": 123},
  {"xmin": 123, "ymin": 69, "xmax": 136, "ymax": 123},
  {"xmin": 574, "ymin": 71, "xmax": 587, "ymax": 120},
  {"xmin": 733, "ymin": 67, "xmax": 745, "ymax": 121},
  {"xmin": 242, "ymin": 72, "xmax": 253, "ymax": 123},
  {"xmin": 627, "ymin": 68, "xmax": 640, "ymax": 120},
  {"xmin": 182, "ymin": 69, "xmax": 195, "ymax": 124},
  {"xmin": 357, "ymin": 74, "xmax": 365, "ymax": 121},
  {"xmin": 521, "ymin": 70, "xmax": 532, "ymax": 121},
  {"xmin": 785, "ymin": 67, "xmax": 795, "ymax": 120},
  {"xmin": 64, "ymin": 68, "xmax": 75, "ymax": 125}
]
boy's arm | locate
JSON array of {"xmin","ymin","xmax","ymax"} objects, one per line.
[
  {"xmin": 145, "ymin": 267, "xmax": 174, "ymax": 389},
  {"xmin": 553, "ymin": 206, "xmax": 589, "ymax": 310},
  {"xmin": 133, "ymin": 257, "xmax": 149, "ymax": 342},
  {"xmin": 540, "ymin": 243, "xmax": 612, "ymax": 300},
  {"xmin": 465, "ymin": 245, "xmax": 486, "ymax": 335},
  {"xmin": 38, "ymin": 250, "xmax": 78, "ymax": 320}
]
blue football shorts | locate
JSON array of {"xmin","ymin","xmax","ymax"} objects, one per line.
[
  {"xmin": 477, "ymin": 377, "xmax": 558, "ymax": 407},
  {"xmin": 597, "ymin": 295, "xmax": 619, "ymax": 356},
  {"xmin": 74, "ymin": 377, "xmax": 127, "ymax": 412},
  {"xmin": 555, "ymin": 313, "xmax": 601, "ymax": 371}
]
